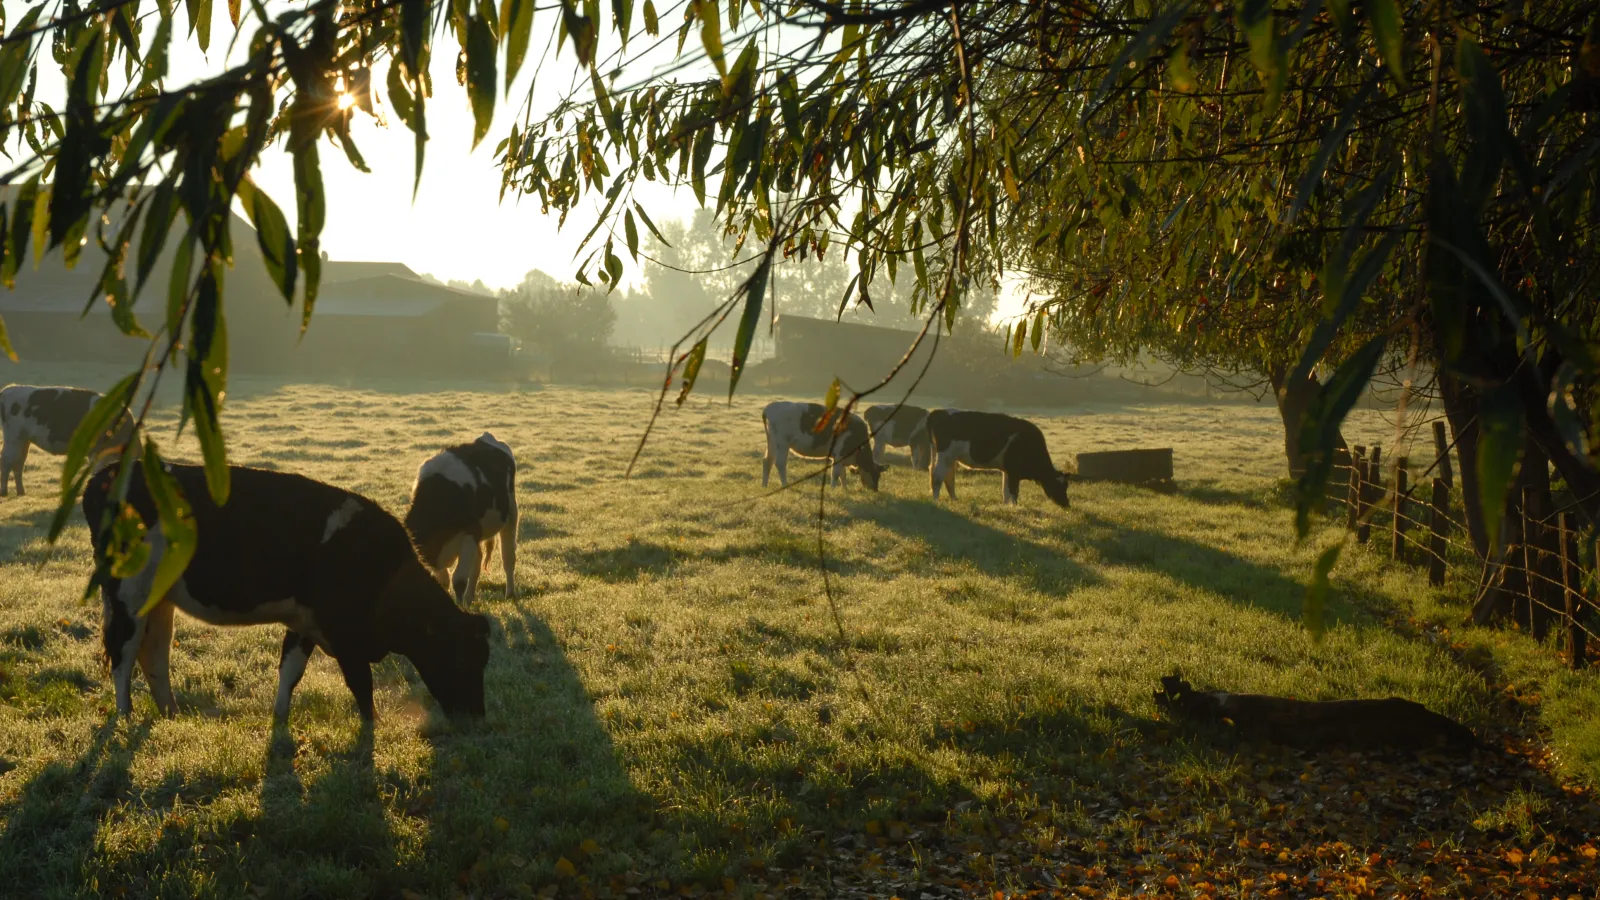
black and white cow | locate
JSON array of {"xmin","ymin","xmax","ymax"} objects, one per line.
[
  {"xmin": 82, "ymin": 462, "xmax": 491, "ymax": 724},
  {"xmin": 761, "ymin": 401, "xmax": 886, "ymax": 490},
  {"xmin": 863, "ymin": 404, "xmax": 932, "ymax": 470},
  {"xmin": 404, "ymin": 433, "xmax": 518, "ymax": 606},
  {"xmin": 926, "ymin": 410, "xmax": 1072, "ymax": 507},
  {"xmin": 1, "ymin": 383, "xmax": 134, "ymax": 496}
]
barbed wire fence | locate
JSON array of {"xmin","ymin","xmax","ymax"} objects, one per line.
[{"xmin": 1320, "ymin": 420, "xmax": 1599, "ymax": 669}]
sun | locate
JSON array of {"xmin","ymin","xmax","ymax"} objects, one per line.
[{"xmin": 336, "ymin": 92, "xmax": 356, "ymax": 111}]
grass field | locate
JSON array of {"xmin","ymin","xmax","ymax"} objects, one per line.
[{"xmin": 2, "ymin": 364, "xmax": 1599, "ymax": 899}]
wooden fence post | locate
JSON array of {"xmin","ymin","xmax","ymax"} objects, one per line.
[
  {"xmin": 1347, "ymin": 446, "xmax": 1366, "ymax": 531},
  {"xmin": 1392, "ymin": 456, "xmax": 1409, "ymax": 562},
  {"xmin": 1358, "ymin": 446, "xmax": 1382, "ymax": 544},
  {"xmin": 1432, "ymin": 420, "xmax": 1453, "ymax": 488},
  {"xmin": 1519, "ymin": 487, "xmax": 1539, "ymax": 636},
  {"xmin": 1429, "ymin": 477, "xmax": 1449, "ymax": 587},
  {"xmin": 1559, "ymin": 513, "xmax": 1586, "ymax": 669}
]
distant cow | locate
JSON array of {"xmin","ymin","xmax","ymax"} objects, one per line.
[
  {"xmin": 926, "ymin": 410, "xmax": 1071, "ymax": 507},
  {"xmin": 864, "ymin": 404, "xmax": 931, "ymax": 470},
  {"xmin": 83, "ymin": 462, "xmax": 491, "ymax": 724},
  {"xmin": 762, "ymin": 401, "xmax": 886, "ymax": 490},
  {"xmin": 404, "ymin": 433, "xmax": 519, "ymax": 606},
  {"xmin": 1, "ymin": 384, "xmax": 134, "ymax": 496}
]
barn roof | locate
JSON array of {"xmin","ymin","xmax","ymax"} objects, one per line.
[
  {"xmin": 313, "ymin": 273, "xmax": 496, "ymax": 319},
  {"xmin": 321, "ymin": 260, "xmax": 419, "ymax": 283}
]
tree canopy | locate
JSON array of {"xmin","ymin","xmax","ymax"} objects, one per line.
[{"xmin": 2, "ymin": 0, "xmax": 1596, "ymax": 613}]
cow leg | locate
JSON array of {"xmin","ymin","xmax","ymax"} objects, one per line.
[
  {"xmin": 872, "ymin": 435, "xmax": 887, "ymax": 465},
  {"xmin": 832, "ymin": 458, "xmax": 847, "ymax": 488},
  {"xmin": 762, "ymin": 442, "xmax": 774, "ymax": 487},
  {"xmin": 273, "ymin": 632, "xmax": 317, "ymax": 722},
  {"xmin": 773, "ymin": 451, "xmax": 789, "ymax": 487},
  {"xmin": 137, "ymin": 602, "xmax": 179, "ymax": 716},
  {"xmin": 431, "ymin": 541, "xmax": 459, "ymax": 594},
  {"xmin": 944, "ymin": 463, "xmax": 958, "ymax": 500},
  {"xmin": 1002, "ymin": 472, "xmax": 1022, "ymax": 505},
  {"xmin": 1, "ymin": 439, "xmax": 28, "ymax": 497},
  {"xmin": 334, "ymin": 655, "xmax": 376, "ymax": 722},
  {"xmin": 453, "ymin": 535, "xmax": 482, "ymax": 605},
  {"xmin": 499, "ymin": 516, "xmax": 518, "ymax": 599}
]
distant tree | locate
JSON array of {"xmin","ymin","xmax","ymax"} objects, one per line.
[
  {"xmin": 500, "ymin": 270, "xmax": 616, "ymax": 365},
  {"xmin": 449, "ymin": 278, "xmax": 495, "ymax": 297}
]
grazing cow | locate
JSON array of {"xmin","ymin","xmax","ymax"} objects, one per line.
[
  {"xmin": 83, "ymin": 462, "xmax": 491, "ymax": 724},
  {"xmin": 404, "ymin": 433, "xmax": 518, "ymax": 605},
  {"xmin": 864, "ymin": 404, "xmax": 932, "ymax": 470},
  {"xmin": 926, "ymin": 410, "xmax": 1072, "ymax": 507},
  {"xmin": 762, "ymin": 401, "xmax": 886, "ymax": 490},
  {"xmin": 1, "ymin": 384, "xmax": 134, "ymax": 496}
]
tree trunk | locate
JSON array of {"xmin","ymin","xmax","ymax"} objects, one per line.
[
  {"xmin": 1268, "ymin": 363, "xmax": 1350, "ymax": 480},
  {"xmin": 1438, "ymin": 371, "xmax": 1490, "ymax": 558},
  {"xmin": 1471, "ymin": 432, "xmax": 1553, "ymax": 628}
]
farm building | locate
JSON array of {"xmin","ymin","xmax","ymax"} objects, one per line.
[{"xmin": 0, "ymin": 199, "xmax": 507, "ymax": 376}]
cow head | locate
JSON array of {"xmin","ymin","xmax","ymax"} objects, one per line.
[
  {"xmin": 852, "ymin": 448, "xmax": 887, "ymax": 491},
  {"xmin": 1042, "ymin": 469, "xmax": 1072, "ymax": 508},
  {"xmin": 388, "ymin": 565, "xmax": 492, "ymax": 720}
]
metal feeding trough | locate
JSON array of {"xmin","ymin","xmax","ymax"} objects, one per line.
[{"xmin": 1073, "ymin": 448, "xmax": 1175, "ymax": 489}]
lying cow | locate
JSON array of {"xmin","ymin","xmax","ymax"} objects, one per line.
[
  {"xmin": 83, "ymin": 462, "xmax": 491, "ymax": 724},
  {"xmin": 762, "ymin": 401, "xmax": 886, "ymax": 490},
  {"xmin": 864, "ymin": 404, "xmax": 931, "ymax": 470},
  {"xmin": 404, "ymin": 433, "xmax": 519, "ymax": 605},
  {"xmin": 926, "ymin": 410, "xmax": 1071, "ymax": 507},
  {"xmin": 1, "ymin": 383, "xmax": 134, "ymax": 496}
]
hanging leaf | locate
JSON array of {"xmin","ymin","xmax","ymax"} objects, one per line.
[
  {"xmin": 466, "ymin": 14, "xmax": 498, "ymax": 147},
  {"xmin": 0, "ymin": 313, "xmax": 14, "ymax": 362},
  {"xmin": 697, "ymin": 0, "xmax": 726, "ymax": 80},
  {"xmin": 401, "ymin": 0, "xmax": 428, "ymax": 73},
  {"xmin": 237, "ymin": 179, "xmax": 298, "ymax": 303},
  {"xmin": 295, "ymin": 142, "xmax": 324, "ymax": 334},
  {"xmin": 728, "ymin": 255, "xmax": 770, "ymax": 400},
  {"xmin": 187, "ymin": 266, "xmax": 230, "ymax": 504},
  {"xmin": 1303, "ymin": 542, "xmax": 1343, "ymax": 640},
  {"xmin": 624, "ymin": 209, "xmax": 639, "ymax": 261},
  {"xmin": 643, "ymin": 0, "xmax": 658, "ymax": 35},
  {"xmin": 1294, "ymin": 334, "xmax": 1388, "ymax": 537},
  {"xmin": 503, "ymin": 0, "xmax": 535, "ymax": 89},
  {"xmin": 1366, "ymin": 0, "xmax": 1406, "ymax": 86},
  {"xmin": 136, "ymin": 440, "xmax": 199, "ymax": 617},
  {"xmin": 817, "ymin": 378, "xmax": 841, "ymax": 432},
  {"xmin": 676, "ymin": 337, "xmax": 708, "ymax": 406},
  {"xmin": 52, "ymin": 372, "xmax": 140, "ymax": 542},
  {"xmin": 633, "ymin": 201, "xmax": 670, "ymax": 247}
]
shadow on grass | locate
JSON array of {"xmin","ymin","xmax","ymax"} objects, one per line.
[
  {"xmin": 565, "ymin": 535, "xmax": 874, "ymax": 583},
  {"xmin": 849, "ymin": 498, "xmax": 1101, "ymax": 596},
  {"xmin": 1176, "ymin": 478, "xmax": 1308, "ymax": 512},
  {"xmin": 403, "ymin": 609, "xmax": 653, "ymax": 892},
  {"xmin": 0, "ymin": 718, "xmax": 148, "ymax": 888},
  {"xmin": 0, "ymin": 503, "xmax": 65, "ymax": 565},
  {"xmin": 1070, "ymin": 510, "xmax": 1357, "ymax": 627}
]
